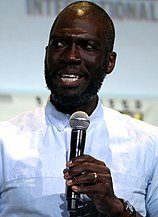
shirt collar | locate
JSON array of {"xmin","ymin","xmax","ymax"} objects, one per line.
[
  {"xmin": 45, "ymin": 98, "xmax": 104, "ymax": 131},
  {"xmin": 45, "ymin": 100, "xmax": 70, "ymax": 131}
]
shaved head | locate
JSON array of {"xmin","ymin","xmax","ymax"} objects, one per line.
[{"xmin": 50, "ymin": 1, "xmax": 115, "ymax": 52}]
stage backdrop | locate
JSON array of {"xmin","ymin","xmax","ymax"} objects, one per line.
[
  {"xmin": 0, "ymin": 93, "xmax": 158, "ymax": 126},
  {"xmin": 0, "ymin": 0, "xmax": 158, "ymax": 125}
]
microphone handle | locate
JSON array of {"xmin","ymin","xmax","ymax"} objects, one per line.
[{"xmin": 67, "ymin": 129, "xmax": 86, "ymax": 212}]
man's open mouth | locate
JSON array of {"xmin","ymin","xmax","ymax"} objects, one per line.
[{"xmin": 59, "ymin": 74, "xmax": 82, "ymax": 82}]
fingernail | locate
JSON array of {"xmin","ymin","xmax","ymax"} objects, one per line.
[
  {"xmin": 67, "ymin": 180, "xmax": 72, "ymax": 186},
  {"xmin": 67, "ymin": 160, "xmax": 72, "ymax": 166},
  {"xmin": 72, "ymin": 186, "xmax": 79, "ymax": 192}
]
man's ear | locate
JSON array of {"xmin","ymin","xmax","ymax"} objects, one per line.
[{"xmin": 106, "ymin": 51, "xmax": 117, "ymax": 74}]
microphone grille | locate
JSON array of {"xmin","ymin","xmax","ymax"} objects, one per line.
[{"xmin": 70, "ymin": 111, "xmax": 90, "ymax": 130}]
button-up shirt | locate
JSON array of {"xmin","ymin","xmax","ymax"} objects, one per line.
[{"xmin": 0, "ymin": 99, "xmax": 158, "ymax": 216}]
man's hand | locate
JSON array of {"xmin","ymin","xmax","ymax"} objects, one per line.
[{"xmin": 63, "ymin": 154, "xmax": 124, "ymax": 216}]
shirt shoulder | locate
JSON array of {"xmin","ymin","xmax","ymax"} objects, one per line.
[
  {"xmin": 0, "ymin": 106, "xmax": 46, "ymax": 133},
  {"xmin": 101, "ymin": 104, "xmax": 158, "ymax": 137}
]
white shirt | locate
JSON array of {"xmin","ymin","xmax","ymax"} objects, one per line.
[{"xmin": 0, "ymin": 99, "xmax": 158, "ymax": 216}]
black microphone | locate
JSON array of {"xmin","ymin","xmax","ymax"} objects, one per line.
[{"xmin": 67, "ymin": 111, "xmax": 90, "ymax": 213}]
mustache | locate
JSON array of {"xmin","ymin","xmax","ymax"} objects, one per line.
[{"xmin": 46, "ymin": 65, "xmax": 89, "ymax": 78}]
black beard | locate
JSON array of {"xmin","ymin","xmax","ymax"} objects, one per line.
[{"xmin": 45, "ymin": 68, "xmax": 107, "ymax": 113}]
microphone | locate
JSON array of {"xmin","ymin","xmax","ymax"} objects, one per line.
[{"xmin": 67, "ymin": 111, "xmax": 90, "ymax": 213}]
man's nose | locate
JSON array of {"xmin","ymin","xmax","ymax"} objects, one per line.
[{"xmin": 63, "ymin": 44, "xmax": 81, "ymax": 64}]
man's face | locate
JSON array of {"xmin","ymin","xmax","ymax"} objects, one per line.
[{"xmin": 45, "ymin": 11, "xmax": 110, "ymax": 109}]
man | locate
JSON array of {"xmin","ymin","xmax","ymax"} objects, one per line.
[{"xmin": 0, "ymin": 1, "xmax": 158, "ymax": 216}]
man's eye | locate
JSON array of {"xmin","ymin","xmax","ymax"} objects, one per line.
[
  {"xmin": 81, "ymin": 41, "xmax": 97, "ymax": 51},
  {"xmin": 49, "ymin": 40, "xmax": 66, "ymax": 48}
]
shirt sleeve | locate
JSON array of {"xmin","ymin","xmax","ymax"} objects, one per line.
[
  {"xmin": 146, "ymin": 129, "xmax": 158, "ymax": 217},
  {"xmin": 0, "ymin": 140, "xmax": 3, "ymax": 186}
]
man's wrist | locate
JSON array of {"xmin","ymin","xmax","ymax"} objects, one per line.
[
  {"xmin": 97, "ymin": 197, "xmax": 136, "ymax": 217},
  {"xmin": 118, "ymin": 198, "xmax": 136, "ymax": 217}
]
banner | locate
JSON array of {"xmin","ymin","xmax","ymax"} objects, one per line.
[
  {"xmin": 0, "ymin": 0, "xmax": 158, "ymax": 98},
  {"xmin": 0, "ymin": 93, "xmax": 158, "ymax": 127}
]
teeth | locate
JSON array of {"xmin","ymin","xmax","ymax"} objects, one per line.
[
  {"xmin": 61, "ymin": 74, "xmax": 79, "ymax": 81},
  {"xmin": 61, "ymin": 74, "xmax": 79, "ymax": 79}
]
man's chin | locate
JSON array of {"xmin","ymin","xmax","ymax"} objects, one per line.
[
  {"xmin": 50, "ymin": 92, "xmax": 92, "ymax": 112},
  {"xmin": 52, "ymin": 93, "xmax": 88, "ymax": 107}
]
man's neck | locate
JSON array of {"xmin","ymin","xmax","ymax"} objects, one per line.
[{"xmin": 50, "ymin": 95, "xmax": 98, "ymax": 116}]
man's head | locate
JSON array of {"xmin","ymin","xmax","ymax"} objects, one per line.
[{"xmin": 45, "ymin": 1, "xmax": 116, "ymax": 114}]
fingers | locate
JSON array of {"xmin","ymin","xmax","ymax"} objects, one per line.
[
  {"xmin": 66, "ymin": 155, "xmax": 106, "ymax": 167},
  {"xmin": 66, "ymin": 171, "xmax": 100, "ymax": 186},
  {"xmin": 66, "ymin": 163, "xmax": 107, "ymax": 178},
  {"xmin": 71, "ymin": 180, "xmax": 111, "ymax": 201},
  {"xmin": 64, "ymin": 155, "xmax": 109, "ymax": 179},
  {"xmin": 63, "ymin": 155, "xmax": 116, "ymax": 215},
  {"xmin": 63, "ymin": 155, "xmax": 111, "ymax": 189},
  {"xmin": 65, "ymin": 170, "xmax": 112, "ymax": 196}
]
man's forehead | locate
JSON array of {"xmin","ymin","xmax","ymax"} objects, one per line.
[{"xmin": 51, "ymin": 13, "xmax": 105, "ymax": 37}]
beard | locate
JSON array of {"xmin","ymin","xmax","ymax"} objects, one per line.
[{"xmin": 45, "ymin": 67, "xmax": 107, "ymax": 112}]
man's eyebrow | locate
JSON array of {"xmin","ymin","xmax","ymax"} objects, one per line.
[
  {"xmin": 49, "ymin": 34, "xmax": 101, "ymax": 47},
  {"xmin": 50, "ymin": 33, "xmax": 98, "ymax": 40}
]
